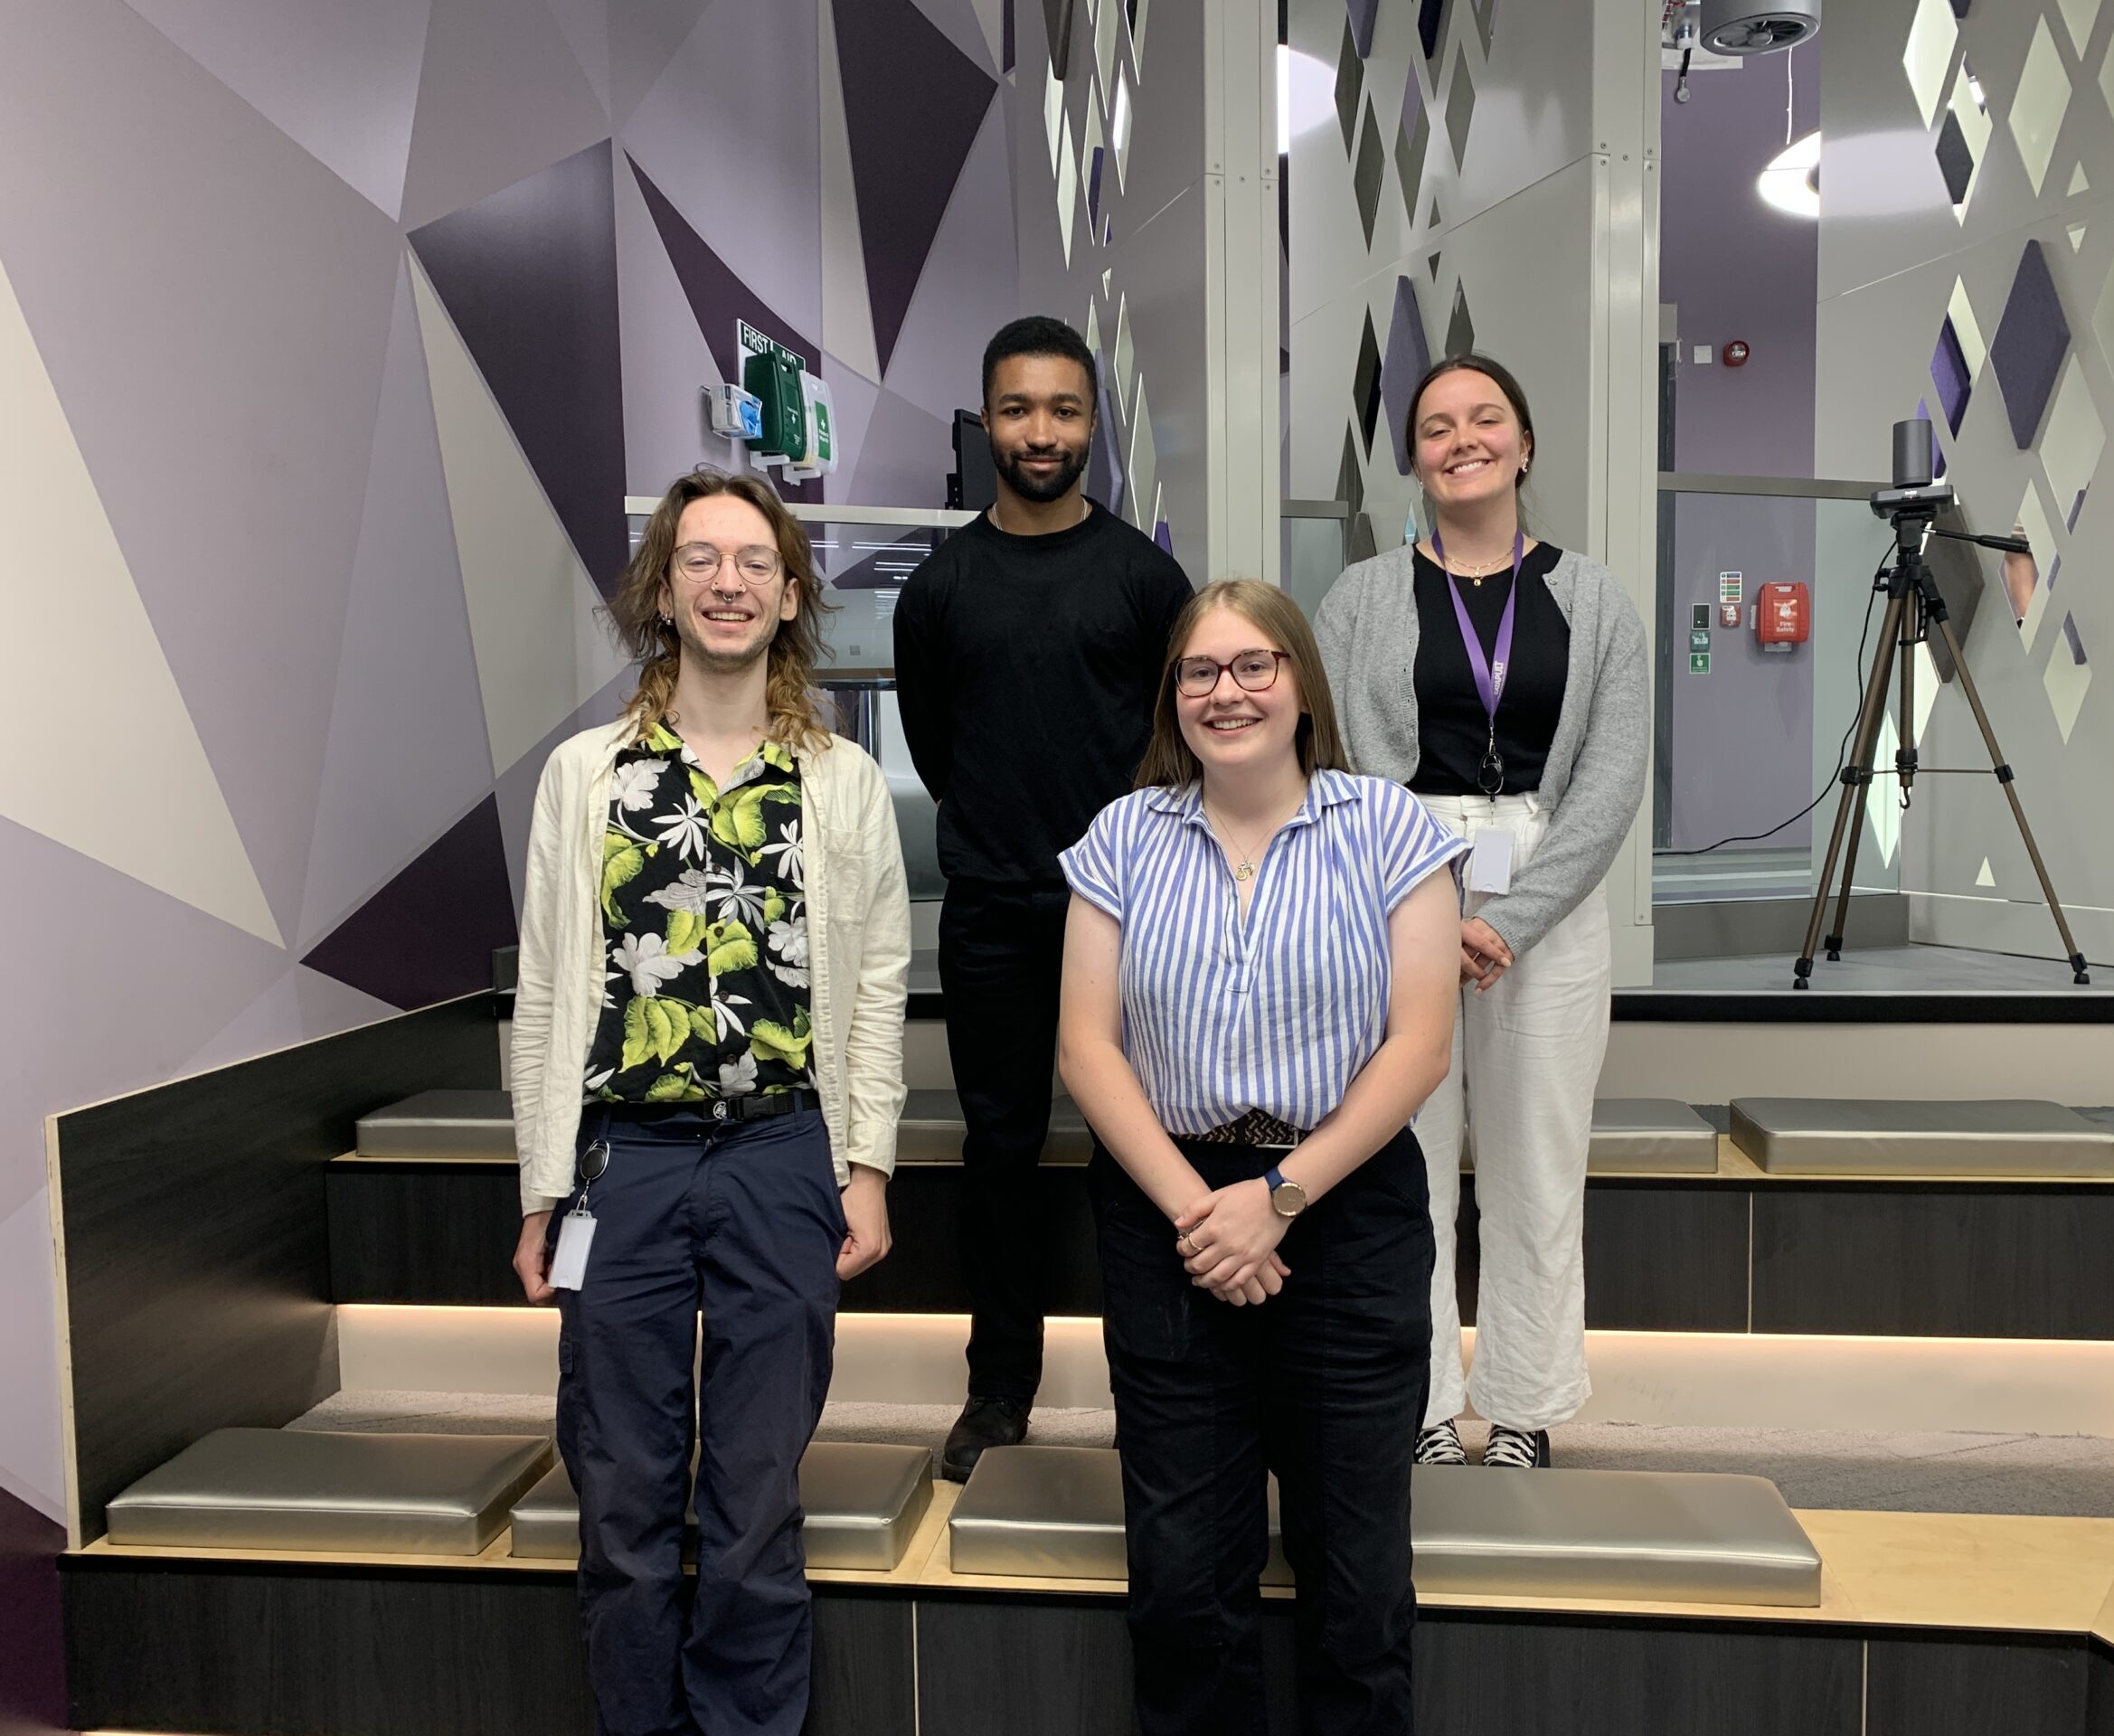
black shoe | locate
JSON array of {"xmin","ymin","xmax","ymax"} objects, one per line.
[
  {"xmin": 941, "ymin": 1397, "xmax": 1032, "ymax": 1481},
  {"xmin": 1414, "ymin": 1420, "xmax": 1468, "ymax": 1466},
  {"xmin": 1482, "ymin": 1425, "xmax": 1551, "ymax": 1468}
]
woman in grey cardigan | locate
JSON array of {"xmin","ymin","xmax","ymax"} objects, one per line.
[{"xmin": 1316, "ymin": 354, "xmax": 1647, "ymax": 1469}]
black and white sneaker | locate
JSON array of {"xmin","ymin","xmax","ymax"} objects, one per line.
[
  {"xmin": 1414, "ymin": 1420, "xmax": 1468, "ymax": 1466},
  {"xmin": 1482, "ymin": 1425, "xmax": 1551, "ymax": 1468}
]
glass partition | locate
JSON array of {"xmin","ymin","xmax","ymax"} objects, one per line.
[
  {"xmin": 1652, "ymin": 476, "xmax": 1911, "ymax": 903},
  {"xmin": 625, "ymin": 501, "xmax": 973, "ymax": 904},
  {"xmin": 1281, "ymin": 501, "xmax": 1349, "ymax": 623}
]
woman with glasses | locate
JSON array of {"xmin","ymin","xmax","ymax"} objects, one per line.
[
  {"xmin": 1058, "ymin": 580, "xmax": 1465, "ymax": 1736},
  {"xmin": 1316, "ymin": 355, "xmax": 1648, "ymax": 1472}
]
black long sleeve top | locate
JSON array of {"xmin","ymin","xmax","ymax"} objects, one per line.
[{"xmin": 892, "ymin": 502, "xmax": 1194, "ymax": 886}]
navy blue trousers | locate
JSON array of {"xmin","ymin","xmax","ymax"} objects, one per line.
[
  {"xmin": 553, "ymin": 1104, "xmax": 844, "ymax": 1736},
  {"xmin": 1093, "ymin": 1126, "xmax": 1434, "ymax": 1736}
]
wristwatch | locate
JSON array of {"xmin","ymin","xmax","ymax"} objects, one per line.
[{"xmin": 1263, "ymin": 1164, "xmax": 1308, "ymax": 1220}]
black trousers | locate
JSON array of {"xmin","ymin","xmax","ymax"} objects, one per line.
[
  {"xmin": 939, "ymin": 876, "xmax": 1071, "ymax": 1401},
  {"xmin": 1092, "ymin": 1127, "xmax": 1434, "ymax": 1736},
  {"xmin": 553, "ymin": 1104, "xmax": 843, "ymax": 1736}
]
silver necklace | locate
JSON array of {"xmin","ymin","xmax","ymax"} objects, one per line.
[{"xmin": 1203, "ymin": 802, "xmax": 1282, "ymax": 883}]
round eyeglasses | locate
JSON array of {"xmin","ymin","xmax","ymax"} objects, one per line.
[
  {"xmin": 1174, "ymin": 649, "xmax": 1290, "ymax": 698},
  {"xmin": 672, "ymin": 542, "xmax": 784, "ymax": 588}
]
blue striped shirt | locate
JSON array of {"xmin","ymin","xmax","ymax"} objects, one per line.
[{"xmin": 1059, "ymin": 769, "xmax": 1468, "ymax": 1133}]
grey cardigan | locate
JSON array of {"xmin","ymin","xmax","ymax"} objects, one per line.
[{"xmin": 1314, "ymin": 543, "xmax": 1649, "ymax": 958}]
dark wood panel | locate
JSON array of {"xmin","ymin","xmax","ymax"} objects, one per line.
[
  {"xmin": 63, "ymin": 1561, "xmax": 908, "ymax": 1736},
  {"xmin": 65, "ymin": 1561, "xmax": 592, "ymax": 1735},
  {"xmin": 53, "ymin": 996, "xmax": 500, "ymax": 1540},
  {"xmin": 915, "ymin": 1594, "xmax": 1138, "ymax": 1736},
  {"xmin": 2091, "ymin": 1639, "xmax": 2114, "ymax": 1736},
  {"xmin": 1456, "ymin": 1177, "xmax": 1750, "ymax": 1332},
  {"xmin": 1868, "ymin": 1634, "xmax": 2092, "ymax": 1736},
  {"xmin": 809, "ymin": 1595, "xmax": 917, "ymax": 1736},
  {"xmin": 327, "ymin": 1164, "xmax": 523, "ymax": 1305},
  {"xmin": 326, "ymin": 1155, "xmax": 1105, "ymax": 1315},
  {"xmin": 839, "ymin": 1165, "xmax": 1102, "ymax": 1316},
  {"xmin": 1413, "ymin": 1614, "xmax": 1863, "ymax": 1736},
  {"xmin": 1752, "ymin": 1186, "xmax": 2114, "ymax": 1338},
  {"xmin": 1582, "ymin": 1184, "xmax": 1750, "ymax": 1331},
  {"xmin": 0, "ymin": 1484, "xmax": 66, "ymax": 1732}
]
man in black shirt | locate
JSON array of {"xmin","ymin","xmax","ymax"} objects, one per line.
[{"xmin": 894, "ymin": 316, "xmax": 1193, "ymax": 1477}]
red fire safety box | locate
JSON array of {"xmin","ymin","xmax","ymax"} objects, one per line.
[{"xmin": 1758, "ymin": 580, "xmax": 1810, "ymax": 652}]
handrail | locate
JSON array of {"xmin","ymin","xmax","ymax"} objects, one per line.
[{"xmin": 1657, "ymin": 474, "xmax": 1888, "ymax": 501}]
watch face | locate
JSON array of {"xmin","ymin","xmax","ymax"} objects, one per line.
[{"xmin": 1270, "ymin": 1180, "xmax": 1308, "ymax": 1219}]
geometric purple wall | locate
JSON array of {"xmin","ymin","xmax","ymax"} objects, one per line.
[{"xmin": 0, "ymin": 0, "xmax": 1015, "ymax": 1577}]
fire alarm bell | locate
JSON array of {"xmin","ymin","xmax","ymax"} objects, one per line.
[
  {"xmin": 1723, "ymin": 340, "xmax": 1751, "ymax": 367},
  {"xmin": 1757, "ymin": 580, "xmax": 1809, "ymax": 651}
]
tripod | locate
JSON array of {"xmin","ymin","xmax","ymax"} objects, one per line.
[{"xmin": 1794, "ymin": 499, "xmax": 2090, "ymax": 988}]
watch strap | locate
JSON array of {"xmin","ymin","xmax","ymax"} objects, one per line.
[{"xmin": 1264, "ymin": 1164, "xmax": 1286, "ymax": 1192}]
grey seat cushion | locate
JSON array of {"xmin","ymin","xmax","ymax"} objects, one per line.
[
  {"xmin": 895, "ymin": 1090, "xmax": 1092, "ymax": 1166},
  {"xmin": 106, "ymin": 1428, "xmax": 552, "ymax": 1554},
  {"xmin": 510, "ymin": 1441, "xmax": 934, "ymax": 1570},
  {"xmin": 948, "ymin": 1447, "xmax": 1819, "ymax": 1607},
  {"xmin": 948, "ymin": 1444, "xmax": 1226, "ymax": 1581},
  {"xmin": 1411, "ymin": 1463, "xmax": 1819, "ymax": 1605},
  {"xmin": 1466, "ymin": 1099, "xmax": 1718, "ymax": 1174},
  {"xmin": 1731, "ymin": 1098, "xmax": 2114, "ymax": 1176},
  {"xmin": 354, "ymin": 1089, "xmax": 515, "ymax": 1159},
  {"xmin": 1585, "ymin": 1099, "xmax": 1719, "ymax": 1173}
]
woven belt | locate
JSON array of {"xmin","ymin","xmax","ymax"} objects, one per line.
[{"xmin": 1191, "ymin": 1108, "xmax": 1307, "ymax": 1148}]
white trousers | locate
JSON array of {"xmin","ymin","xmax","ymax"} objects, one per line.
[{"xmin": 1415, "ymin": 792, "xmax": 1612, "ymax": 1432}]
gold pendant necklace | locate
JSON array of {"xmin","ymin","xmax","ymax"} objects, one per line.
[{"xmin": 1204, "ymin": 803, "xmax": 1275, "ymax": 884}]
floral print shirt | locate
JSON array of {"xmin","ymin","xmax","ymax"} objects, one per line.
[{"xmin": 581, "ymin": 721, "xmax": 812, "ymax": 1104}]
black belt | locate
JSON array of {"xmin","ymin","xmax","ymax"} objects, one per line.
[
  {"xmin": 600, "ymin": 1090, "xmax": 819, "ymax": 1127},
  {"xmin": 1190, "ymin": 1108, "xmax": 1307, "ymax": 1148}
]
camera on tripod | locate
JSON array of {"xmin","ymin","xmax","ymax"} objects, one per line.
[{"xmin": 1791, "ymin": 419, "xmax": 2086, "ymax": 987}]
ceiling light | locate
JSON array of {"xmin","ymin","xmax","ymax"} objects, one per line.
[{"xmin": 1759, "ymin": 129, "xmax": 1820, "ymax": 218}]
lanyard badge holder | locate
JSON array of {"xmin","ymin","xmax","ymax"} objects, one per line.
[
  {"xmin": 1431, "ymin": 528, "xmax": 1524, "ymax": 895},
  {"xmin": 549, "ymin": 1136, "xmax": 610, "ymax": 1290}
]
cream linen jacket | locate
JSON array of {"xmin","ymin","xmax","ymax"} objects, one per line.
[{"xmin": 511, "ymin": 718, "xmax": 911, "ymax": 1212}]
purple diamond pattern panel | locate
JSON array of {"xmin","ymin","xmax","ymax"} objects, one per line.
[
  {"xmin": 1335, "ymin": 19, "xmax": 1364, "ymax": 152},
  {"xmin": 1913, "ymin": 397, "xmax": 1947, "ymax": 479},
  {"xmin": 1383, "ymin": 275, "xmax": 1432, "ymax": 476},
  {"xmin": 1420, "ymin": 0, "xmax": 1449, "ymax": 61},
  {"xmin": 832, "ymin": 0, "xmax": 995, "ymax": 376},
  {"xmin": 1989, "ymin": 240, "xmax": 2071, "ymax": 448},
  {"xmin": 1930, "ymin": 316, "xmax": 1972, "ymax": 436},
  {"xmin": 411, "ymin": 140, "xmax": 627, "ymax": 594},
  {"xmin": 1354, "ymin": 307, "xmax": 1384, "ymax": 455},
  {"xmin": 304, "ymin": 794, "xmax": 518, "ymax": 1010},
  {"xmin": 1346, "ymin": 0, "xmax": 1380, "ymax": 58}
]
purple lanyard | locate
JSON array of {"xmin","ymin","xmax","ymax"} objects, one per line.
[{"xmin": 1430, "ymin": 529, "xmax": 1524, "ymax": 794}]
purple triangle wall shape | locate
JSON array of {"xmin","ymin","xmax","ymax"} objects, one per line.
[
  {"xmin": 409, "ymin": 139, "xmax": 628, "ymax": 593},
  {"xmin": 304, "ymin": 794, "xmax": 518, "ymax": 1010},
  {"xmin": 627, "ymin": 154, "xmax": 824, "ymax": 503},
  {"xmin": 830, "ymin": 0, "xmax": 994, "ymax": 377}
]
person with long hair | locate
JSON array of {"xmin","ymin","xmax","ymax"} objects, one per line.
[
  {"xmin": 1317, "ymin": 355, "xmax": 1648, "ymax": 1471},
  {"xmin": 1059, "ymin": 580, "xmax": 1465, "ymax": 1734},
  {"xmin": 509, "ymin": 467, "xmax": 910, "ymax": 1735}
]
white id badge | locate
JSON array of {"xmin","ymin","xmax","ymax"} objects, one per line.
[
  {"xmin": 1465, "ymin": 826, "xmax": 1515, "ymax": 895},
  {"xmin": 549, "ymin": 1208, "xmax": 597, "ymax": 1290}
]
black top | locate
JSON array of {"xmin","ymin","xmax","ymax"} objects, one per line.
[
  {"xmin": 893, "ymin": 501, "xmax": 1194, "ymax": 885},
  {"xmin": 1409, "ymin": 542, "xmax": 1570, "ymax": 797}
]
